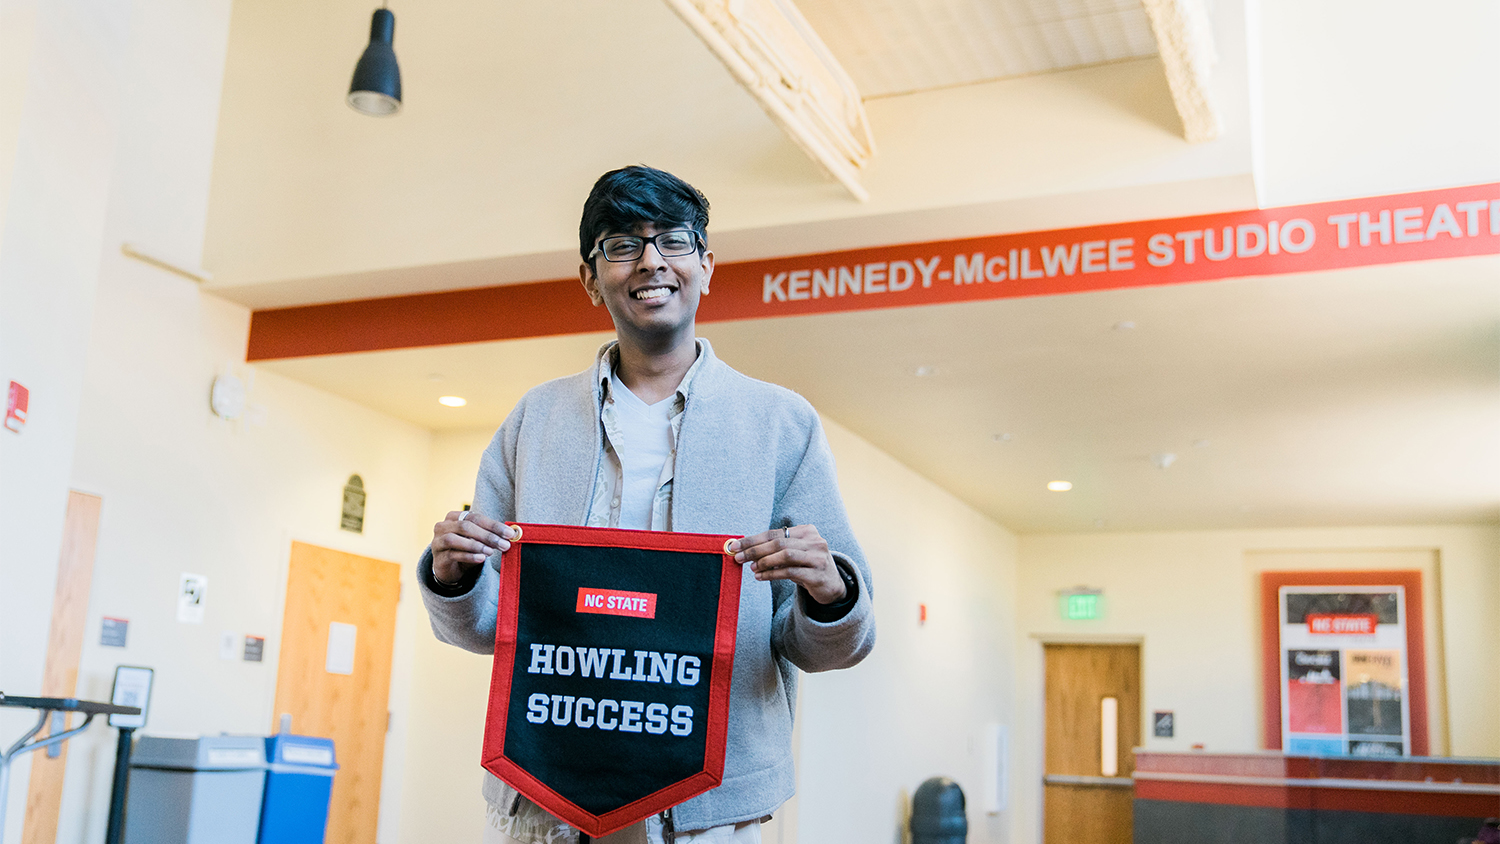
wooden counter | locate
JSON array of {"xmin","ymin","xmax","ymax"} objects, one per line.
[{"xmin": 1132, "ymin": 751, "xmax": 1499, "ymax": 844}]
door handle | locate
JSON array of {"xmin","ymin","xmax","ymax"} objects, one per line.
[
  {"xmin": 1101, "ymin": 696, "xmax": 1118, "ymax": 777},
  {"xmin": 1043, "ymin": 774, "xmax": 1134, "ymax": 788}
]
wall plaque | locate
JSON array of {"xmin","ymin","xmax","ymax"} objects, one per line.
[{"xmin": 341, "ymin": 474, "xmax": 366, "ymax": 533}]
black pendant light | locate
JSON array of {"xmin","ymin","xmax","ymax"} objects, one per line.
[{"xmin": 347, "ymin": 8, "xmax": 401, "ymax": 116}]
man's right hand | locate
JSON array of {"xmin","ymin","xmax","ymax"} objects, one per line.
[{"xmin": 431, "ymin": 511, "xmax": 515, "ymax": 586}]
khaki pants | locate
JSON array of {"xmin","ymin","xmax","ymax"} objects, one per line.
[{"xmin": 482, "ymin": 812, "xmax": 761, "ymax": 844}]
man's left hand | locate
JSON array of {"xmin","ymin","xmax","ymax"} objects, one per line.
[{"xmin": 728, "ymin": 525, "xmax": 847, "ymax": 605}]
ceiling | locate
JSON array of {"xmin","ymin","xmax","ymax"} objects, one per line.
[
  {"xmin": 798, "ymin": 0, "xmax": 1158, "ymax": 98},
  {"xmin": 210, "ymin": 0, "xmax": 1499, "ymax": 534},
  {"xmin": 203, "ymin": 0, "xmax": 1252, "ymax": 303},
  {"xmin": 258, "ymin": 255, "xmax": 1500, "ymax": 533}
]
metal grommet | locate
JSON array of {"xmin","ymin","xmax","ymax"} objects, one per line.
[
  {"xmin": 510, "ymin": 524, "xmax": 523, "ymax": 540},
  {"xmin": 723, "ymin": 538, "xmax": 736, "ymax": 556}
]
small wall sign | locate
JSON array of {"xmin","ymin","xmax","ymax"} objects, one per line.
[
  {"xmin": 219, "ymin": 631, "xmax": 239, "ymax": 660},
  {"xmin": 1154, "ymin": 711, "xmax": 1175, "ymax": 738},
  {"xmin": 109, "ymin": 666, "xmax": 154, "ymax": 729},
  {"xmin": 244, "ymin": 635, "xmax": 265, "ymax": 662},
  {"xmin": 341, "ymin": 474, "xmax": 366, "ymax": 533},
  {"xmin": 177, "ymin": 573, "xmax": 207, "ymax": 623},
  {"xmin": 101, "ymin": 617, "xmax": 129, "ymax": 647}
]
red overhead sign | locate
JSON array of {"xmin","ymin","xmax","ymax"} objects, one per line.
[
  {"xmin": 701, "ymin": 182, "xmax": 1500, "ymax": 323},
  {"xmin": 246, "ymin": 183, "xmax": 1500, "ymax": 360}
]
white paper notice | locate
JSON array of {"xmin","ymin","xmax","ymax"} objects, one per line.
[
  {"xmin": 177, "ymin": 573, "xmax": 207, "ymax": 623},
  {"xmin": 326, "ymin": 622, "xmax": 357, "ymax": 675}
]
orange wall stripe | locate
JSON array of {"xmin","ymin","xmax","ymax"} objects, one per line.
[
  {"xmin": 247, "ymin": 183, "xmax": 1500, "ymax": 361},
  {"xmin": 247, "ymin": 279, "xmax": 614, "ymax": 361}
]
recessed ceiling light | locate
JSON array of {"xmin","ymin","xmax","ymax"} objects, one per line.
[
  {"xmin": 992, "ymin": 433, "xmax": 1012, "ymax": 443},
  {"xmin": 914, "ymin": 365, "xmax": 934, "ymax": 377},
  {"xmin": 1113, "ymin": 321, "xmax": 1136, "ymax": 331},
  {"xmin": 438, "ymin": 396, "xmax": 467, "ymax": 407},
  {"xmin": 1047, "ymin": 481, "xmax": 1073, "ymax": 491}
]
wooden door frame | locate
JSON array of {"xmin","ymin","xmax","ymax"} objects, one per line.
[
  {"xmin": 269, "ymin": 536, "xmax": 403, "ymax": 844},
  {"xmin": 23, "ymin": 490, "xmax": 104, "ymax": 844},
  {"xmin": 1031, "ymin": 635, "xmax": 1145, "ymax": 844}
]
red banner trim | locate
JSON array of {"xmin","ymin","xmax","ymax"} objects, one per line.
[{"xmin": 481, "ymin": 524, "xmax": 743, "ymax": 838}]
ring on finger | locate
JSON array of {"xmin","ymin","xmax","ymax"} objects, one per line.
[
  {"xmin": 782, "ymin": 526, "xmax": 790, "ymax": 539},
  {"xmin": 458, "ymin": 510, "xmax": 470, "ymax": 523}
]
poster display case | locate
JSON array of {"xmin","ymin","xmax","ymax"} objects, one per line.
[{"xmin": 1260, "ymin": 571, "xmax": 1428, "ymax": 757}]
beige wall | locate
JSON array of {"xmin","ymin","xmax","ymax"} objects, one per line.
[
  {"xmin": 65, "ymin": 311, "xmax": 433, "ymax": 844},
  {"xmin": 0, "ymin": 2, "xmax": 441, "ymax": 841},
  {"xmin": 0, "ymin": 0, "xmax": 131, "ymax": 838},
  {"xmin": 398, "ymin": 427, "xmax": 495, "ymax": 844},
  {"xmin": 1010, "ymin": 524, "xmax": 1500, "ymax": 844},
  {"xmin": 1255, "ymin": 0, "xmax": 1500, "ymax": 207},
  {"xmin": 811, "ymin": 419, "xmax": 1019, "ymax": 844}
]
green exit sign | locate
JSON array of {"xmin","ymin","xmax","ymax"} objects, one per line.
[{"xmin": 1061, "ymin": 590, "xmax": 1103, "ymax": 620}]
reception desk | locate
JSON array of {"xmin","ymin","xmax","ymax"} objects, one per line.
[{"xmin": 1133, "ymin": 751, "xmax": 1499, "ymax": 844}]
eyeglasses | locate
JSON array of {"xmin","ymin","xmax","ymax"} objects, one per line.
[{"xmin": 590, "ymin": 230, "xmax": 702, "ymax": 263}]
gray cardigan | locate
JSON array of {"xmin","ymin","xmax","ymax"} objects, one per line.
[{"xmin": 418, "ymin": 340, "xmax": 876, "ymax": 831}]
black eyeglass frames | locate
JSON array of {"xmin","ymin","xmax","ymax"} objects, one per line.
[{"xmin": 590, "ymin": 230, "xmax": 703, "ymax": 263}]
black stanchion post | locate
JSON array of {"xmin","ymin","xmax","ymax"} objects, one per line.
[{"xmin": 104, "ymin": 726, "xmax": 134, "ymax": 844}]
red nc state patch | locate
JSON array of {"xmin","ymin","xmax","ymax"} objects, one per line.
[{"xmin": 576, "ymin": 587, "xmax": 657, "ymax": 619}]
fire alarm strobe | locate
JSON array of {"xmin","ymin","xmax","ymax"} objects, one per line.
[{"xmin": 483, "ymin": 524, "xmax": 742, "ymax": 839}]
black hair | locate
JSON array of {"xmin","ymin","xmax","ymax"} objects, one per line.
[{"xmin": 578, "ymin": 165, "xmax": 710, "ymax": 262}]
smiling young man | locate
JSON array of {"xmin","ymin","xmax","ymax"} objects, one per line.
[{"xmin": 418, "ymin": 166, "xmax": 876, "ymax": 844}]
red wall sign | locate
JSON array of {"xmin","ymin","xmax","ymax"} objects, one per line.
[
  {"xmin": 246, "ymin": 183, "xmax": 1500, "ymax": 361},
  {"xmin": 5, "ymin": 381, "xmax": 28, "ymax": 433}
]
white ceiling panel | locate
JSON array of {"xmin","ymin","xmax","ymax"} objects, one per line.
[{"xmin": 795, "ymin": 0, "xmax": 1158, "ymax": 97}]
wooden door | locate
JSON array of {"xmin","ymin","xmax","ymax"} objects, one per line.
[
  {"xmin": 1043, "ymin": 643, "xmax": 1141, "ymax": 844},
  {"xmin": 273, "ymin": 542, "xmax": 400, "ymax": 844},
  {"xmin": 22, "ymin": 491, "xmax": 102, "ymax": 844}
]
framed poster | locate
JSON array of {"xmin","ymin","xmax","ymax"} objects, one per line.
[{"xmin": 1260, "ymin": 570, "xmax": 1428, "ymax": 757}]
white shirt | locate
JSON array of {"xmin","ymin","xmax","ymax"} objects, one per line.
[
  {"xmin": 607, "ymin": 369, "xmax": 675, "ymax": 530},
  {"xmin": 585, "ymin": 341, "xmax": 706, "ymax": 533}
]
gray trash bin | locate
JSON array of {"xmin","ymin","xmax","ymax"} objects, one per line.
[{"xmin": 125, "ymin": 735, "xmax": 266, "ymax": 844}]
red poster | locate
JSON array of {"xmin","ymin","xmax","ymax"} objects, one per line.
[{"xmin": 1286, "ymin": 650, "xmax": 1343, "ymax": 734}]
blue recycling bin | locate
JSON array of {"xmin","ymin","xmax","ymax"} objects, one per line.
[{"xmin": 257, "ymin": 734, "xmax": 338, "ymax": 844}]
